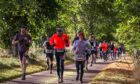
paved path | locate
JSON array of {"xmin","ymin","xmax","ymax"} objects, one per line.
[{"xmin": 4, "ymin": 59, "xmax": 112, "ymax": 84}]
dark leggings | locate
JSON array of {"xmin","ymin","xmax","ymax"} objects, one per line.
[
  {"xmin": 55, "ymin": 52, "xmax": 65, "ymax": 78},
  {"xmin": 103, "ymin": 51, "xmax": 107, "ymax": 61},
  {"xmin": 75, "ymin": 61, "xmax": 85, "ymax": 80}
]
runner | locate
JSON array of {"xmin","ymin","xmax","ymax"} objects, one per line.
[
  {"xmin": 12, "ymin": 26, "xmax": 32, "ymax": 80},
  {"xmin": 98, "ymin": 42, "xmax": 103, "ymax": 59},
  {"xmin": 114, "ymin": 46, "xmax": 117, "ymax": 60},
  {"xmin": 118, "ymin": 44, "xmax": 125, "ymax": 58},
  {"xmin": 49, "ymin": 28, "xmax": 70, "ymax": 83},
  {"xmin": 108, "ymin": 41, "xmax": 115, "ymax": 60},
  {"xmin": 72, "ymin": 31, "xmax": 90, "ymax": 83},
  {"xmin": 89, "ymin": 35, "xmax": 98, "ymax": 66},
  {"xmin": 43, "ymin": 36, "xmax": 54, "ymax": 74},
  {"xmin": 72, "ymin": 30, "xmax": 90, "ymax": 70},
  {"xmin": 120, "ymin": 44, "xmax": 125, "ymax": 57},
  {"xmin": 85, "ymin": 41, "xmax": 91, "ymax": 70},
  {"xmin": 117, "ymin": 45, "xmax": 122, "ymax": 59},
  {"xmin": 101, "ymin": 40, "xmax": 108, "ymax": 62}
]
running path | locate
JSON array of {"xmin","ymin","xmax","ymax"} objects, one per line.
[{"xmin": 4, "ymin": 59, "xmax": 112, "ymax": 84}]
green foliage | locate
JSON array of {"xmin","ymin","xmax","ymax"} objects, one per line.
[
  {"xmin": 114, "ymin": 0, "xmax": 140, "ymax": 50},
  {"xmin": 0, "ymin": 0, "xmax": 139, "ymax": 51},
  {"xmin": 80, "ymin": 0, "xmax": 118, "ymax": 41}
]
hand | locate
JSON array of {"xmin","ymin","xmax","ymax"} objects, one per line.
[
  {"xmin": 25, "ymin": 51, "xmax": 28, "ymax": 56},
  {"xmin": 12, "ymin": 41, "xmax": 18, "ymax": 44},
  {"xmin": 61, "ymin": 54, "xmax": 66, "ymax": 59},
  {"xmin": 24, "ymin": 37, "xmax": 28, "ymax": 40},
  {"xmin": 52, "ymin": 44, "xmax": 55, "ymax": 47},
  {"xmin": 65, "ymin": 39, "xmax": 68, "ymax": 44},
  {"xmin": 74, "ymin": 50, "xmax": 78, "ymax": 54}
]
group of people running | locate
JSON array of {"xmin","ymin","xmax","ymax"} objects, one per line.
[{"xmin": 12, "ymin": 26, "xmax": 125, "ymax": 83}]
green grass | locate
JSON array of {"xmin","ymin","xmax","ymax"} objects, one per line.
[{"xmin": 0, "ymin": 49, "xmax": 74, "ymax": 83}]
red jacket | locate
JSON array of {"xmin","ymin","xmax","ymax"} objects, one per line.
[
  {"xmin": 49, "ymin": 33, "xmax": 70, "ymax": 49},
  {"xmin": 101, "ymin": 43, "xmax": 108, "ymax": 52},
  {"xmin": 114, "ymin": 47, "xmax": 117, "ymax": 53}
]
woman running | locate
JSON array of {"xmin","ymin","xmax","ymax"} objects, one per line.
[{"xmin": 73, "ymin": 31, "xmax": 90, "ymax": 83}]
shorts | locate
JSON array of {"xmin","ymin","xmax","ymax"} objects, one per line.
[
  {"xmin": 46, "ymin": 53, "xmax": 54, "ymax": 61},
  {"xmin": 55, "ymin": 49, "xmax": 65, "ymax": 59},
  {"xmin": 91, "ymin": 50, "xmax": 97, "ymax": 55},
  {"xmin": 19, "ymin": 51, "xmax": 28, "ymax": 61},
  {"xmin": 86, "ymin": 53, "xmax": 90, "ymax": 60},
  {"xmin": 110, "ymin": 50, "xmax": 114, "ymax": 53}
]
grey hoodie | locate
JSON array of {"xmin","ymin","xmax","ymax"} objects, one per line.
[{"xmin": 73, "ymin": 40, "xmax": 91, "ymax": 61}]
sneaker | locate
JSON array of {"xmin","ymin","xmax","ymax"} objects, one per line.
[
  {"xmin": 80, "ymin": 79, "xmax": 83, "ymax": 83},
  {"xmin": 90, "ymin": 63, "xmax": 92, "ymax": 67},
  {"xmin": 50, "ymin": 71, "xmax": 52, "ymax": 74},
  {"xmin": 86, "ymin": 66, "xmax": 88, "ymax": 71},
  {"xmin": 61, "ymin": 77, "xmax": 64, "ymax": 83},
  {"xmin": 58, "ymin": 78, "xmax": 61, "ymax": 83},
  {"xmin": 76, "ymin": 75, "xmax": 79, "ymax": 81}
]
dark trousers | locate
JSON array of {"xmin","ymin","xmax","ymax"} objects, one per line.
[
  {"xmin": 103, "ymin": 51, "xmax": 107, "ymax": 61},
  {"xmin": 75, "ymin": 61, "xmax": 85, "ymax": 80},
  {"xmin": 55, "ymin": 52, "xmax": 65, "ymax": 78}
]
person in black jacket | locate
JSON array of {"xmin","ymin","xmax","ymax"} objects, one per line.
[
  {"xmin": 89, "ymin": 35, "xmax": 98, "ymax": 66},
  {"xmin": 43, "ymin": 36, "xmax": 54, "ymax": 74},
  {"xmin": 108, "ymin": 41, "xmax": 115, "ymax": 60}
]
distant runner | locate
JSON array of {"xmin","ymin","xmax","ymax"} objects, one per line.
[
  {"xmin": 89, "ymin": 35, "xmax": 98, "ymax": 66},
  {"xmin": 43, "ymin": 36, "xmax": 54, "ymax": 74},
  {"xmin": 101, "ymin": 40, "xmax": 108, "ymax": 62},
  {"xmin": 108, "ymin": 41, "xmax": 115, "ymax": 60}
]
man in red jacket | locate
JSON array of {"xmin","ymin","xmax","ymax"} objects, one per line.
[
  {"xmin": 49, "ymin": 28, "xmax": 70, "ymax": 83},
  {"xmin": 101, "ymin": 40, "xmax": 109, "ymax": 62}
]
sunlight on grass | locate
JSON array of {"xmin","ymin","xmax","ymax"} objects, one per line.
[
  {"xmin": 0, "ymin": 64, "xmax": 45, "ymax": 82},
  {"xmin": 90, "ymin": 56, "xmax": 134, "ymax": 84},
  {"xmin": 0, "ymin": 50, "xmax": 73, "ymax": 83}
]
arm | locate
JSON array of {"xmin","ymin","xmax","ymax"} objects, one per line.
[
  {"xmin": 49, "ymin": 34, "xmax": 55, "ymax": 46},
  {"xmin": 12, "ymin": 34, "xmax": 19, "ymax": 45},
  {"xmin": 72, "ymin": 41, "xmax": 78, "ymax": 54},
  {"xmin": 64, "ymin": 34, "xmax": 70, "ymax": 47},
  {"xmin": 86, "ymin": 40, "xmax": 92, "ymax": 49},
  {"xmin": 28, "ymin": 35, "xmax": 32, "ymax": 45},
  {"xmin": 85, "ymin": 41, "xmax": 91, "ymax": 54},
  {"xmin": 42, "ymin": 41, "xmax": 46, "ymax": 48},
  {"xmin": 25, "ymin": 34, "xmax": 32, "ymax": 47}
]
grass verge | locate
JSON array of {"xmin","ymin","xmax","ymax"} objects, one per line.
[
  {"xmin": 0, "ymin": 50, "xmax": 74, "ymax": 83},
  {"xmin": 90, "ymin": 56, "xmax": 134, "ymax": 84}
]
